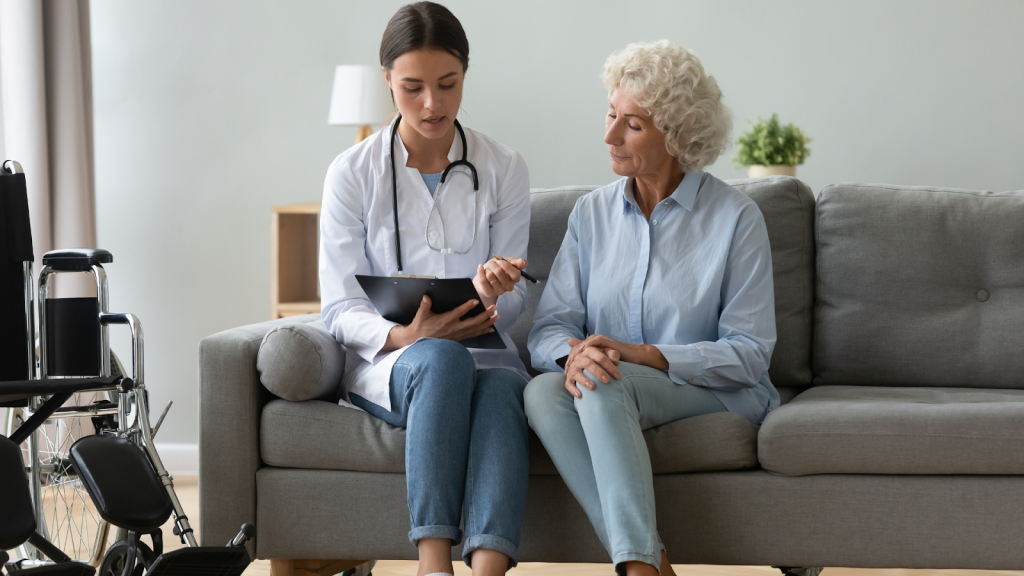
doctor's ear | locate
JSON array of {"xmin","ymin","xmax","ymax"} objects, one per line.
[{"xmin": 382, "ymin": 67, "xmax": 391, "ymax": 88}]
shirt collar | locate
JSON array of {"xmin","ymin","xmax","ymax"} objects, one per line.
[
  {"xmin": 620, "ymin": 170, "xmax": 704, "ymax": 213},
  {"xmin": 389, "ymin": 119, "xmax": 465, "ymax": 167}
]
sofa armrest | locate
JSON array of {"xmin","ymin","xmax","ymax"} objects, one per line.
[{"xmin": 198, "ymin": 313, "xmax": 322, "ymax": 555}]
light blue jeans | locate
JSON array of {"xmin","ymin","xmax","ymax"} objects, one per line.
[
  {"xmin": 350, "ymin": 339, "xmax": 529, "ymax": 568},
  {"xmin": 524, "ymin": 362, "xmax": 727, "ymax": 574}
]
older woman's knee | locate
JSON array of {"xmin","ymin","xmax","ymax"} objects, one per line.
[
  {"xmin": 574, "ymin": 370, "xmax": 631, "ymax": 418},
  {"xmin": 524, "ymin": 373, "xmax": 570, "ymax": 423}
]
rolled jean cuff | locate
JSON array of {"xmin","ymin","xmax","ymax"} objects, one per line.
[
  {"xmin": 612, "ymin": 552, "xmax": 661, "ymax": 576},
  {"xmin": 462, "ymin": 534, "xmax": 520, "ymax": 569},
  {"xmin": 408, "ymin": 525, "xmax": 463, "ymax": 547}
]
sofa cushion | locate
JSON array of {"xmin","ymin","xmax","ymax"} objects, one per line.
[
  {"xmin": 517, "ymin": 177, "xmax": 815, "ymax": 388},
  {"xmin": 814, "ymin": 183, "xmax": 1024, "ymax": 388},
  {"xmin": 261, "ymin": 399, "xmax": 758, "ymax": 474},
  {"xmin": 256, "ymin": 321, "xmax": 345, "ymax": 402},
  {"xmin": 758, "ymin": 385, "xmax": 1024, "ymax": 476},
  {"xmin": 729, "ymin": 177, "xmax": 816, "ymax": 387}
]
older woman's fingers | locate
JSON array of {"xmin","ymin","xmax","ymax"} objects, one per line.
[
  {"xmin": 605, "ymin": 348, "xmax": 622, "ymax": 363},
  {"xmin": 581, "ymin": 348, "xmax": 620, "ymax": 381},
  {"xmin": 564, "ymin": 375, "xmax": 582, "ymax": 398},
  {"xmin": 573, "ymin": 352, "xmax": 610, "ymax": 383},
  {"xmin": 569, "ymin": 364, "xmax": 596, "ymax": 390}
]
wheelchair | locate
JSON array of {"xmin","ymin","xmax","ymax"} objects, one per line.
[{"xmin": 1, "ymin": 160, "xmax": 253, "ymax": 576}]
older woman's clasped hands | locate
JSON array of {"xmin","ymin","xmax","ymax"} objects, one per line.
[
  {"xmin": 563, "ymin": 336, "xmax": 676, "ymax": 396},
  {"xmin": 525, "ymin": 40, "xmax": 781, "ymax": 576}
]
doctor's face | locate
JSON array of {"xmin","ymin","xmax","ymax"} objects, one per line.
[
  {"xmin": 384, "ymin": 49, "xmax": 464, "ymax": 142},
  {"xmin": 604, "ymin": 88, "xmax": 676, "ymax": 179}
]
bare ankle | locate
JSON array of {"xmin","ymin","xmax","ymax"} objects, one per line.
[
  {"xmin": 417, "ymin": 538, "xmax": 454, "ymax": 576},
  {"xmin": 470, "ymin": 548, "xmax": 510, "ymax": 576},
  {"xmin": 660, "ymin": 550, "xmax": 676, "ymax": 576}
]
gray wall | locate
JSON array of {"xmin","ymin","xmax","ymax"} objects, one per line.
[{"xmin": 91, "ymin": 0, "xmax": 1024, "ymax": 444}]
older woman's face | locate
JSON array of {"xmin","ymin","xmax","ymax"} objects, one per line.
[{"xmin": 604, "ymin": 88, "xmax": 676, "ymax": 179}]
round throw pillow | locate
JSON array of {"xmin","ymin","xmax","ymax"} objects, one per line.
[{"xmin": 257, "ymin": 322, "xmax": 345, "ymax": 402}]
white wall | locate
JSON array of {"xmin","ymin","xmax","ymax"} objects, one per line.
[{"xmin": 91, "ymin": 0, "xmax": 1024, "ymax": 444}]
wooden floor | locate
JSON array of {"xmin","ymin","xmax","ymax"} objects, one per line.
[{"xmin": 161, "ymin": 477, "xmax": 1020, "ymax": 576}]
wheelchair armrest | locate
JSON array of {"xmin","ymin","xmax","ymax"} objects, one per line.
[{"xmin": 42, "ymin": 249, "xmax": 112, "ymax": 271}]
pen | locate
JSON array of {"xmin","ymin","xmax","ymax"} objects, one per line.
[{"xmin": 492, "ymin": 254, "xmax": 540, "ymax": 284}]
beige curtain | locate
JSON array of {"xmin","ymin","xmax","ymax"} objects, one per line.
[{"xmin": 0, "ymin": 0, "xmax": 95, "ymax": 296}]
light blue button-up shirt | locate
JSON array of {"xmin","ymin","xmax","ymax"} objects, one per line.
[{"xmin": 527, "ymin": 171, "xmax": 780, "ymax": 425}]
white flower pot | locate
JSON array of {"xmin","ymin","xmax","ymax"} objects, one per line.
[{"xmin": 748, "ymin": 165, "xmax": 796, "ymax": 178}]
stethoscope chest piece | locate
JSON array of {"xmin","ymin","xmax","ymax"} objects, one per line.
[{"xmin": 389, "ymin": 113, "xmax": 481, "ymax": 272}]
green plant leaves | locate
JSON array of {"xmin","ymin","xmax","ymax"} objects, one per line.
[{"xmin": 733, "ymin": 113, "xmax": 811, "ymax": 167}]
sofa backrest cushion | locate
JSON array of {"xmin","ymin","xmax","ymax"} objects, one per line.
[
  {"xmin": 729, "ymin": 177, "xmax": 816, "ymax": 386},
  {"xmin": 513, "ymin": 176, "xmax": 816, "ymax": 388},
  {"xmin": 814, "ymin": 183, "xmax": 1024, "ymax": 387}
]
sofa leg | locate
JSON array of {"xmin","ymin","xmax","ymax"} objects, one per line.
[
  {"xmin": 270, "ymin": 559, "xmax": 370, "ymax": 576},
  {"xmin": 774, "ymin": 567, "xmax": 823, "ymax": 576}
]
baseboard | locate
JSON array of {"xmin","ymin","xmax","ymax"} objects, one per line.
[{"xmin": 155, "ymin": 442, "xmax": 199, "ymax": 476}]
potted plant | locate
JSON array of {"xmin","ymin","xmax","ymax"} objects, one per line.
[{"xmin": 734, "ymin": 114, "xmax": 811, "ymax": 178}]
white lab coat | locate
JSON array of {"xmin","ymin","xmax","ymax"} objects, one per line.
[{"xmin": 319, "ymin": 122, "xmax": 531, "ymax": 412}]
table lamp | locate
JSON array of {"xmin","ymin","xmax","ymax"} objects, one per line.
[{"xmin": 328, "ymin": 65, "xmax": 395, "ymax": 144}]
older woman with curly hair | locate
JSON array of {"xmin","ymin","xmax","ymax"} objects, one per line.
[{"xmin": 524, "ymin": 40, "xmax": 780, "ymax": 576}]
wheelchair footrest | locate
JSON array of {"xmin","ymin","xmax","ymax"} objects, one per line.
[
  {"xmin": 10, "ymin": 563, "xmax": 95, "ymax": 576},
  {"xmin": 145, "ymin": 547, "xmax": 250, "ymax": 576},
  {"xmin": 69, "ymin": 435, "xmax": 172, "ymax": 532}
]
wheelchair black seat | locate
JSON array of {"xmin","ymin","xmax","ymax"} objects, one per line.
[
  {"xmin": 144, "ymin": 547, "xmax": 249, "ymax": 576},
  {"xmin": 69, "ymin": 436, "xmax": 172, "ymax": 533}
]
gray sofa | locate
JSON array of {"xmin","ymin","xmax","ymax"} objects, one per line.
[{"xmin": 199, "ymin": 176, "xmax": 1024, "ymax": 570}]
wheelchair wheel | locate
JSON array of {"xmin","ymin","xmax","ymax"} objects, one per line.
[
  {"xmin": 98, "ymin": 540, "xmax": 154, "ymax": 576},
  {"xmin": 32, "ymin": 397, "xmax": 116, "ymax": 563},
  {"xmin": 15, "ymin": 354, "xmax": 135, "ymax": 565}
]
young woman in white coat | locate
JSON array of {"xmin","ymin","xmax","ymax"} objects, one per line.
[{"xmin": 319, "ymin": 3, "xmax": 532, "ymax": 576}]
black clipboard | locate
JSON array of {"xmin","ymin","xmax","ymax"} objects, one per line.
[{"xmin": 355, "ymin": 275, "xmax": 506, "ymax": 350}]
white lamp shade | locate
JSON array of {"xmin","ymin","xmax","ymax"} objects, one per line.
[{"xmin": 327, "ymin": 65, "xmax": 394, "ymax": 126}]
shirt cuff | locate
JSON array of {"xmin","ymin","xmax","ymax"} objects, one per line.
[
  {"xmin": 546, "ymin": 342, "xmax": 573, "ymax": 373},
  {"xmin": 653, "ymin": 344, "xmax": 705, "ymax": 385},
  {"xmin": 359, "ymin": 316, "xmax": 401, "ymax": 364},
  {"xmin": 493, "ymin": 290, "xmax": 520, "ymax": 334}
]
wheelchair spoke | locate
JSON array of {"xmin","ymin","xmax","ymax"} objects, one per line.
[{"xmin": 26, "ymin": 392, "xmax": 114, "ymax": 563}]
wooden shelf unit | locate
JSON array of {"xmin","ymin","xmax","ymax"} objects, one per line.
[{"xmin": 271, "ymin": 201, "xmax": 322, "ymax": 319}]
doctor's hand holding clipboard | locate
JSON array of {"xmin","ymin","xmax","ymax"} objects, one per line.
[{"xmin": 378, "ymin": 255, "xmax": 529, "ymax": 352}]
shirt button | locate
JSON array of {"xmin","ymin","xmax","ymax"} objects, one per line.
[
  {"xmin": 429, "ymin": 231, "xmax": 439, "ymax": 241},
  {"xmin": 651, "ymin": 219, "xmax": 658, "ymax": 225},
  {"xmin": 977, "ymin": 289, "xmax": 990, "ymax": 302}
]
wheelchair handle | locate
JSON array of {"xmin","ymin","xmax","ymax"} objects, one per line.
[{"xmin": 99, "ymin": 312, "xmax": 144, "ymax": 387}]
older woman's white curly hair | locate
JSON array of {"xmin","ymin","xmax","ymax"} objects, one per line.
[{"xmin": 602, "ymin": 40, "xmax": 732, "ymax": 173}]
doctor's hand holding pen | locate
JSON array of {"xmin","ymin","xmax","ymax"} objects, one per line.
[{"xmin": 473, "ymin": 255, "xmax": 529, "ymax": 308}]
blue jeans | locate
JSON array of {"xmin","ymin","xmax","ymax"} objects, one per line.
[
  {"xmin": 524, "ymin": 362, "xmax": 727, "ymax": 574},
  {"xmin": 350, "ymin": 339, "xmax": 529, "ymax": 567}
]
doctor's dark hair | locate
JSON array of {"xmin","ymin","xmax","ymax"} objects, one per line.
[{"xmin": 379, "ymin": 2, "xmax": 470, "ymax": 72}]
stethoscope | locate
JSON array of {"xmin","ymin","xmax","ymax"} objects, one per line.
[{"xmin": 389, "ymin": 113, "xmax": 480, "ymax": 273}]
